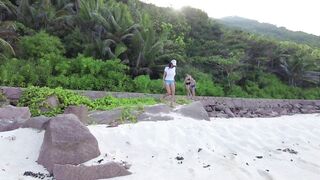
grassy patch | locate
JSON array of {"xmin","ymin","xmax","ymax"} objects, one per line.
[{"xmin": 18, "ymin": 86, "xmax": 158, "ymax": 117}]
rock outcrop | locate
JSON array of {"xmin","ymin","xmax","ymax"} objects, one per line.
[
  {"xmin": 37, "ymin": 114, "xmax": 100, "ymax": 173},
  {"xmin": 22, "ymin": 116, "xmax": 51, "ymax": 130},
  {"xmin": 175, "ymin": 101, "xmax": 210, "ymax": 121},
  {"xmin": 202, "ymin": 98, "xmax": 320, "ymax": 118},
  {"xmin": 64, "ymin": 105, "xmax": 89, "ymax": 124},
  {"xmin": 53, "ymin": 162, "xmax": 131, "ymax": 180},
  {"xmin": 0, "ymin": 106, "xmax": 31, "ymax": 132}
]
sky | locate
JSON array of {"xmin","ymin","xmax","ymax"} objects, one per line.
[{"xmin": 142, "ymin": 0, "xmax": 320, "ymax": 36}]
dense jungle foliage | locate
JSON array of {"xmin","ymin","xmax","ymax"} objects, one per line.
[{"xmin": 1, "ymin": 0, "xmax": 320, "ymax": 99}]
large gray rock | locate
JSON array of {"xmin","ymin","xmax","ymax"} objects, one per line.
[
  {"xmin": 37, "ymin": 114, "xmax": 100, "ymax": 173},
  {"xmin": 175, "ymin": 101, "xmax": 210, "ymax": 121},
  {"xmin": 137, "ymin": 104, "xmax": 174, "ymax": 122},
  {"xmin": 53, "ymin": 162, "xmax": 131, "ymax": 180},
  {"xmin": 88, "ymin": 109, "xmax": 122, "ymax": 125},
  {"xmin": 22, "ymin": 116, "xmax": 51, "ymax": 130},
  {"xmin": 0, "ymin": 87, "xmax": 22, "ymax": 104},
  {"xmin": 0, "ymin": 106, "xmax": 31, "ymax": 132},
  {"xmin": 64, "ymin": 105, "xmax": 89, "ymax": 125},
  {"xmin": 40, "ymin": 95, "xmax": 60, "ymax": 113},
  {"xmin": 143, "ymin": 104, "xmax": 172, "ymax": 114}
]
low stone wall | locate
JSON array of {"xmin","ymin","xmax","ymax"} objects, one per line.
[
  {"xmin": 1, "ymin": 86, "xmax": 320, "ymax": 118},
  {"xmin": 199, "ymin": 97, "xmax": 320, "ymax": 118}
]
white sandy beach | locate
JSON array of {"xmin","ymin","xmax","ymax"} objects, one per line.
[{"xmin": 1, "ymin": 113, "xmax": 320, "ymax": 180}]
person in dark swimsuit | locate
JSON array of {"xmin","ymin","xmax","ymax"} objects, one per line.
[{"xmin": 184, "ymin": 74, "xmax": 196, "ymax": 97}]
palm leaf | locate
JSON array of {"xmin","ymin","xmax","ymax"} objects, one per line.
[{"xmin": 0, "ymin": 38, "xmax": 15, "ymax": 56}]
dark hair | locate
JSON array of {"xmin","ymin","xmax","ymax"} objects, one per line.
[{"xmin": 168, "ymin": 62, "xmax": 173, "ymax": 68}]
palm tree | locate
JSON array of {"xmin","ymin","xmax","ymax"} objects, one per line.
[
  {"xmin": 0, "ymin": 1, "xmax": 17, "ymax": 57},
  {"xmin": 130, "ymin": 12, "xmax": 167, "ymax": 76}
]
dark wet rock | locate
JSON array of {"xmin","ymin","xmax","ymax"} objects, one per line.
[
  {"xmin": 175, "ymin": 101, "xmax": 210, "ymax": 121},
  {"xmin": 203, "ymin": 165, "xmax": 210, "ymax": 168},
  {"xmin": 37, "ymin": 114, "xmax": 100, "ymax": 173},
  {"xmin": 198, "ymin": 148, "xmax": 202, "ymax": 152},
  {"xmin": 97, "ymin": 159, "xmax": 104, "ymax": 164},
  {"xmin": 22, "ymin": 116, "xmax": 50, "ymax": 130},
  {"xmin": 53, "ymin": 163, "xmax": 131, "ymax": 180},
  {"xmin": 224, "ymin": 107, "xmax": 235, "ymax": 117},
  {"xmin": 23, "ymin": 171, "xmax": 52, "ymax": 179},
  {"xmin": 175, "ymin": 156, "xmax": 184, "ymax": 161},
  {"xmin": 204, "ymin": 106, "xmax": 213, "ymax": 112},
  {"xmin": 64, "ymin": 105, "xmax": 89, "ymax": 125},
  {"xmin": 0, "ymin": 106, "xmax": 31, "ymax": 132},
  {"xmin": 256, "ymin": 156, "xmax": 263, "ymax": 159},
  {"xmin": 282, "ymin": 148, "xmax": 298, "ymax": 154}
]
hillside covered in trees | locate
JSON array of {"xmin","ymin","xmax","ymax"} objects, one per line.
[
  {"xmin": 219, "ymin": 16, "xmax": 320, "ymax": 48},
  {"xmin": 0, "ymin": 0, "xmax": 320, "ymax": 99}
]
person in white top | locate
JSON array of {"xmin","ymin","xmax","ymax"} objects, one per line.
[{"xmin": 163, "ymin": 59, "xmax": 177, "ymax": 102}]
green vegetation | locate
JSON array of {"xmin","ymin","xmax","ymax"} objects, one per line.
[
  {"xmin": 0, "ymin": 91, "xmax": 6, "ymax": 102},
  {"xmin": 1, "ymin": 0, "xmax": 319, "ymax": 100},
  {"xmin": 120, "ymin": 106, "xmax": 145, "ymax": 123},
  {"xmin": 18, "ymin": 86, "xmax": 157, "ymax": 116},
  {"xmin": 219, "ymin": 16, "xmax": 320, "ymax": 48}
]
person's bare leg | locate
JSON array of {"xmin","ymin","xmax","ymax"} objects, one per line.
[
  {"xmin": 170, "ymin": 83, "xmax": 176, "ymax": 103},
  {"xmin": 191, "ymin": 87, "xmax": 196, "ymax": 97},
  {"xmin": 164, "ymin": 84, "xmax": 171, "ymax": 99},
  {"xmin": 185, "ymin": 85, "xmax": 191, "ymax": 97}
]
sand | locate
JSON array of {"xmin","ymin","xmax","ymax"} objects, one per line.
[{"xmin": 1, "ymin": 113, "xmax": 320, "ymax": 180}]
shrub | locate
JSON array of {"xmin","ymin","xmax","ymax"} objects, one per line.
[
  {"xmin": 243, "ymin": 81, "xmax": 266, "ymax": 98},
  {"xmin": 197, "ymin": 81, "xmax": 224, "ymax": 96},
  {"xmin": 18, "ymin": 86, "xmax": 157, "ymax": 116},
  {"xmin": 302, "ymin": 88, "xmax": 320, "ymax": 99},
  {"xmin": 18, "ymin": 86, "xmax": 94, "ymax": 116},
  {"xmin": 226, "ymin": 85, "xmax": 249, "ymax": 98},
  {"xmin": 20, "ymin": 31, "xmax": 65, "ymax": 59},
  {"xmin": 133, "ymin": 75, "xmax": 151, "ymax": 93},
  {"xmin": 149, "ymin": 79, "xmax": 164, "ymax": 94}
]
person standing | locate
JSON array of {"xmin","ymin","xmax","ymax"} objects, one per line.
[
  {"xmin": 184, "ymin": 74, "xmax": 196, "ymax": 97},
  {"xmin": 163, "ymin": 59, "xmax": 177, "ymax": 102}
]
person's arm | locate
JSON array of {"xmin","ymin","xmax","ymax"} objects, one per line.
[{"xmin": 163, "ymin": 72, "xmax": 167, "ymax": 81}]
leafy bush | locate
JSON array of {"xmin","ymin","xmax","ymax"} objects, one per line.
[
  {"xmin": 196, "ymin": 80, "xmax": 224, "ymax": 96},
  {"xmin": 243, "ymin": 81, "xmax": 266, "ymax": 98},
  {"xmin": 18, "ymin": 86, "xmax": 94, "ymax": 116},
  {"xmin": 133, "ymin": 75, "xmax": 166, "ymax": 94},
  {"xmin": 20, "ymin": 31, "xmax": 65, "ymax": 59},
  {"xmin": 0, "ymin": 58, "xmax": 26, "ymax": 87},
  {"xmin": 149, "ymin": 79, "xmax": 165, "ymax": 94},
  {"xmin": 302, "ymin": 88, "xmax": 320, "ymax": 99},
  {"xmin": 226, "ymin": 85, "xmax": 249, "ymax": 98},
  {"xmin": 0, "ymin": 91, "xmax": 6, "ymax": 102},
  {"xmin": 133, "ymin": 75, "xmax": 152, "ymax": 93},
  {"xmin": 18, "ymin": 86, "xmax": 157, "ymax": 116}
]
